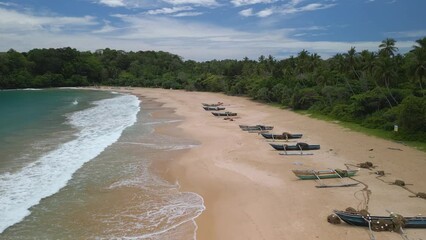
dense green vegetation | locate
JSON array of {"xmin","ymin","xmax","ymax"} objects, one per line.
[{"xmin": 1, "ymin": 38, "xmax": 425, "ymax": 142}]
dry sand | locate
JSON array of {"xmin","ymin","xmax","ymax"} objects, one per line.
[{"xmin": 114, "ymin": 87, "xmax": 425, "ymax": 240}]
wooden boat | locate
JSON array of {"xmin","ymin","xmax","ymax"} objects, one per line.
[
  {"xmin": 202, "ymin": 102, "xmax": 223, "ymax": 107},
  {"xmin": 292, "ymin": 169, "xmax": 358, "ymax": 180},
  {"xmin": 203, "ymin": 106, "xmax": 225, "ymax": 111},
  {"xmin": 270, "ymin": 142, "xmax": 320, "ymax": 151},
  {"xmin": 333, "ymin": 210, "xmax": 426, "ymax": 228},
  {"xmin": 239, "ymin": 125, "xmax": 274, "ymax": 131},
  {"xmin": 211, "ymin": 112, "xmax": 237, "ymax": 117},
  {"xmin": 261, "ymin": 132, "xmax": 302, "ymax": 140}
]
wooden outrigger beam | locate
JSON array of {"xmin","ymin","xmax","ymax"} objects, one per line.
[
  {"xmin": 315, "ymin": 169, "xmax": 359, "ymax": 188},
  {"xmin": 279, "ymin": 145, "xmax": 313, "ymax": 156}
]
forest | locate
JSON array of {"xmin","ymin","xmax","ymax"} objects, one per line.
[{"xmin": 0, "ymin": 38, "xmax": 425, "ymax": 141}]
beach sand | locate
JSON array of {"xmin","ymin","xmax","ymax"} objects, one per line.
[{"xmin": 115, "ymin": 87, "xmax": 425, "ymax": 240}]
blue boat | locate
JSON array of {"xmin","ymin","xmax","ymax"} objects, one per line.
[
  {"xmin": 333, "ymin": 210, "xmax": 426, "ymax": 228},
  {"xmin": 261, "ymin": 132, "xmax": 303, "ymax": 140},
  {"xmin": 270, "ymin": 142, "xmax": 320, "ymax": 151}
]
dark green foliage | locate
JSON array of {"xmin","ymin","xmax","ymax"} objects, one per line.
[
  {"xmin": 1, "ymin": 38, "xmax": 426, "ymax": 142},
  {"xmin": 361, "ymin": 108, "xmax": 400, "ymax": 130},
  {"xmin": 291, "ymin": 88, "xmax": 320, "ymax": 110},
  {"xmin": 398, "ymin": 96, "xmax": 426, "ymax": 133}
]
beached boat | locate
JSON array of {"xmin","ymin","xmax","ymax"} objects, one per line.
[
  {"xmin": 211, "ymin": 112, "xmax": 237, "ymax": 117},
  {"xmin": 261, "ymin": 132, "xmax": 302, "ymax": 139},
  {"xmin": 239, "ymin": 125, "xmax": 274, "ymax": 131},
  {"xmin": 333, "ymin": 210, "xmax": 426, "ymax": 228},
  {"xmin": 203, "ymin": 106, "xmax": 225, "ymax": 111},
  {"xmin": 292, "ymin": 169, "xmax": 358, "ymax": 180},
  {"xmin": 270, "ymin": 142, "xmax": 320, "ymax": 151},
  {"xmin": 202, "ymin": 102, "xmax": 223, "ymax": 107}
]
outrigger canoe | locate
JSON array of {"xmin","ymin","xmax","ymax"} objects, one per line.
[
  {"xmin": 239, "ymin": 125, "xmax": 274, "ymax": 131},
  {"xmin": 292, "ymin": 169, "xmax": 358, "ymax": 180},
  {"xmin": 203, "ymin": 106, "xmax": 225, "ymax": 111},
  {"xmin": 333, "ymin": 210, "xmax": 426, "ymax": 228},
  {"xmin": 202, "ymin": 102, "xmax": 223, "ymax": 107},
  {"xmin": 211, "ymin": 112, "xmax": 237, "ymax": 117},
  {"xmin": 270, "ymin": 142, "xmax": 320, "ymax": 151},
  {"xmin": 261, "ymin": 132, "xmax": 302, "ymax": 140}
]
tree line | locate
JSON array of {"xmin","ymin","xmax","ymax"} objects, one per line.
[{"xmin": 0, "ymin": 38, "xmax": 425, "ymax": 141}]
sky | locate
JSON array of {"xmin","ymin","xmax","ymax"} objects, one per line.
[{"xmin": 0, "ymin": 0, "xmax": 425, "ymax": 61}]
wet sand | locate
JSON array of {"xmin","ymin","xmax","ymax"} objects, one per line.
[{"xmin": 115, "ymin": 87, "xmax": 426, "ymax": 240}]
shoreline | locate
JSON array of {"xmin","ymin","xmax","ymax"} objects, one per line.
[{"xmin": 112, "ymin": 87, "xmax": 425, "ymax": 240}]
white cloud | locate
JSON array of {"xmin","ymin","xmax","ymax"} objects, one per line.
[
  {"xmin": 0, "ymin": 7, "xmax": 416, "ymax": 61},
  {"xmin": 386, "ymin": 30, "xmax": 426, "ymax": 38},
  {"xmin": 257, "ymin": 8, "xmax": 274, "ymax": 17},
  {"xmin": 0, "ymin": 7, "xmax": 97, "ymax": 32},
  {"xmin": 239, "ymin": 8, "xmax": 253, "ymax": 16},
  {"xmin": 280, "ymin": 2, "xmax": 336, "ymax": 15},
  {"xmin": 98, "ymin": 0, "xmax": 125, "ymax": 7},
  {"xmin": 147, "ymin": 6, "xmax": 193, "ymax": 15},
  {"xmin": 174, "ymin": 11, "xmax": 203, "ymax": 17},
  {"xmin": 162, "ymin": 0, "xmax": 218, "ymax": 6},
  {"xmin": 95, "ymin": 0, "xmax": 218, "ymax": 9},
  {"xmin": 231, "ymin": 0, "xmax": 276, "ymax": 7},
  {"xmin": 239, "ymin": 1, "xmax": 337, "ymax": 18},
  {"xmin": 0, "ymin": 2, "xmax": 17, "ymax": 7}
]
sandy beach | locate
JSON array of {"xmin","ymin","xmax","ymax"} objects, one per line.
[{"xmin": 118, "ymin": 87, "xmax": 425, "ymax": 240}]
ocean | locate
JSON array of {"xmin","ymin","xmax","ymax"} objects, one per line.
[{"xmin": 0, "ymin": 89, "xmax": 204, "ymax": 239}]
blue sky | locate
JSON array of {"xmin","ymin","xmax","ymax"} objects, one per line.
[{"xmin": 0, "ymin": 0, "xmax": 425, "ymax": 61}]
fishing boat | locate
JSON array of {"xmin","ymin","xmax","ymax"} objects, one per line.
[
  {"xmin": 239, "ymin": 125, "xmax": 274, "ymax": 131},
  {"xmin": 292, "ymin": 169, "xmax": 358, "ymax": 180},
  {"xmin": 211, "ymin": 112, "xmax": 237, "ymax": 117},
  {"xmin": 203, "ymin": 106, "xmax": 225, "ymax": 111},
  {"xmin": 261, "ymin": 132, "xmax": 303, "ymax": 140},
  {"xmin": 202, "ymin": 102, "xmax": 223, "ymax": 107},
  {"xmin": 333, "ymin": 210, "xmax": 426, "ymax": 228},
  {"xmin": 270, "ymin": 142, "xmax": 320, "ymax": 151}
]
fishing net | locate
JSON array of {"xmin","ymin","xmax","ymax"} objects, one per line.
[
  {"xmin": 296, "ymin": 142, "xmax": 309, "ymax": 148},
  {"xmin": 394, "ymin": 180, "xmax": 405, "ymax": 186},
  {"xmin": 327, "ymin": 214, "xmax": 341, "ymax": 224},
  {"xmin": 345, "ymin": 207, "xmax": 357, "ymax": 213},
  {"xmin": 391, "ymin": 213, "xmax": 406, "ymax": 232},
  {"xmin": 371, "ymin": 219, "xmax": 394, "ymax": 232},
  {"xmin": 335, "ymin": 169, "xmax": 349, "ymax": 177},
  {"xmin": 358, "ymin": 161, "xmax": 374, "ymax": 169},
  {"xmin": 416, "ymin": 192, "xmax": 426, "ymax": 199}
]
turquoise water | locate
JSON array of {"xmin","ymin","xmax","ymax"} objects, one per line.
[
  {"xmin": 0, "ymin": 89, "xmax": 113, "ymax": 173},
  {"xmin": 0, "ymin": 88, "xmax": 205, "ymax": 239}
]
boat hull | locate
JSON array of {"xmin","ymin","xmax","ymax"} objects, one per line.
[
  {"xmin": 292, "ymin": 169, "xmax": 358, "ymax": 180},
  {"xmin": 211, "ymin": 112, "xmax": 237, "ymax": 116},
  {"xmin": 270, "ymin": 143, "xmax": 320, "ymax": 151},
  {"xmin": 203, "ymin": 106, "xmax": 225, "ymax": 111},
  {"xmin": 261, "ymin": 133, "xmax": 302, "ymax": 139},
  {"xmin": 239, "ymin": 125, "xmax": 274, "ymax": 131},
  {"xmin": 334, "ymin": 210, "xmax": 426, "ymax": 228}
]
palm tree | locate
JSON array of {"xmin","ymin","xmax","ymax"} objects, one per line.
[
  {"xmin": 409, "ymin": 37, "xmax": 426, "ymax": 95},
  {"xmin": 373, "ymin": 55, "xmax": 399, "ymax": 107},
  {"xmin": 359, "ymin": 50, "xmax": 376, "ymax": 77},
  {"xmin": 344, "ymin": 47, "xmax": 361, "ymax": 80},
  {"xmin": 379, "ymin": 38, "xmax": 398, "ymax": 57}
]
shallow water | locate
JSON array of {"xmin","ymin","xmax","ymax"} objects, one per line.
[{"xmin": 0, "ymin": 89, "xmax": 204, "ymax": 239}]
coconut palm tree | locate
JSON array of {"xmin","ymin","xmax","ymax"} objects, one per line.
[
  {"xmin": 360, "ymin": 50, "xmax": 376, "ymax": 77},
  {"xmin": 409, "ymin": 37, "xmax": 426, "ymax": 95},
  {"xmin": 344, "ymin": 47, "xmax": 361, "ymax": 80},
  {"xmin": 379, "ymin": 38, "xmax": 398, "ymax": 57},
  {"xmin": 373, "ymin": 55, "xmax": 399, "ymax": 107}
]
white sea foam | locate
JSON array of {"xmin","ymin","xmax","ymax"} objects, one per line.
[{"xmin": 0, "ymin": 94, "xmax": 140, "ymax": 233}]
